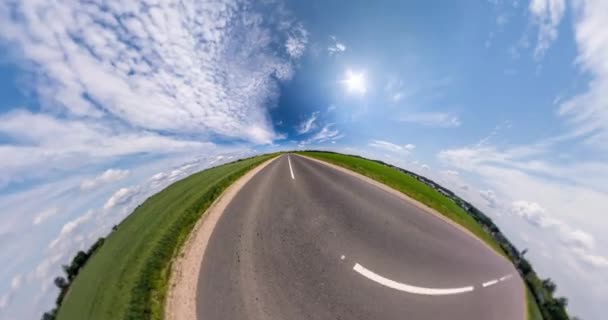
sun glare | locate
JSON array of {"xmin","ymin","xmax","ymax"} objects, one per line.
[{"xmin": 343, "ymin": 70, "xmax": 366, "ymax": 94}]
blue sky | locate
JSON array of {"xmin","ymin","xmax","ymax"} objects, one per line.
[{"xmin": 1, "ymin": 0, "xmax": 607, "ymax": 319}]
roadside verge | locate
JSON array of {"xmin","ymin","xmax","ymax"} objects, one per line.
[{"xmin": 165, "ymin": 155, "xmax": 278, "ymax": 320}]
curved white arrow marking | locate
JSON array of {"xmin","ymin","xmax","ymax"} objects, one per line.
[{"xmin": 353, "ymin": 263, "xmax": 474, "ymax": 295}]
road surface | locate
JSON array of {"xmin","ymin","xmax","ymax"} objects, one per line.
[{"xmin": 196, "ymin": 154, "xmax": 524, "ymax": 319}]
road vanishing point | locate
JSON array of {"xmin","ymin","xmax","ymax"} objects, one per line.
[{"xmin": 196, "ymin": 154, "xmax": 524, "ymax": 320}]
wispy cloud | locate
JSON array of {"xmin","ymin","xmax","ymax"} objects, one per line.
[
  {"xmin": 296, "ymin": 111, "xmax": 320, "ymax": 134},
  {"xmin": 369, "ymin": 140, "xmax": 415, "ymax": 154},
  {"xmin": 557, "ymin": 0, "xmax": 608, "ymax": 150},
  {"xmin": 49, "ymin": 210, "xmax": 95, "ymax": 250},
  {"xmin": 32, "ymin": 208, "xmax": 59, "ymax": 226},
  {"xmin": 286, "ymin": 23, "xmax": 308, "ymax": 59},
  {"xmin": 0, "ymin": 110, "xmax": 212, "ymax": 188},
  {"xmin": 103, "ymin": 187, "xmax": 141, "ymax": 210},
  {"xmin": 80, "ymin": 169, "xmax": 129, "ymax": 191},
  {"xmin": 302, "ymin": 124, "xmax": 344, "ymax": 144},
  {"xmin": 528, "ymin": 0, "xmax": 566, "ymax": 59},
  {"xmin": 328, "ymin": 36, "xmax": 347, "ymax": 55},
  {"xmin": 399, "ymin": 112, "xmax": 462, "ymax": 128}
]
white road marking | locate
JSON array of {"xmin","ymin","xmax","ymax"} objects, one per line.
[
  {"xmin": 287, "ymin": 154, "xmax": 295, "ymax": 180},
  {"xmin": 353, "ymin": 263, "xmax": 474, "ymax": 295},
  {"xmin": 482, "ymin": 279, "xmax": 499, "ymax": 288},
  {"xmin": 341, "ymin": 255, "xmax": 346, "ymax": 260},
  {"xmin": 499, "ymin": 274, "xmax": 512, "ymax": 282}
]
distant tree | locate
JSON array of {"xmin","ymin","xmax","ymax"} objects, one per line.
[
  {"xmin": 41, "ymin": 309, "xmax": 56, "ymax": 320},
  {"xmin": 53, "ymin": 276, "xmax": 68, "ymax": 289},
  {"xmin": 543, "ymin": 297, "xmax": 569, "ymax": 320},
  {"xmin": 518, "ymin": 258, "xmax": 533, "ymax": 275},
  {"xmin": 554, "ymin": 296, "xmax": 568, "ymax": 308},
  {"xmin": 86, "ymin": 237, "xmax": 105, "ymax": 256},
  {"xmin": 542, "ymin": 278, "xmax": 557, "ymax": 295},
  {"xmin": 63, "ymin": 251, "xmax": 89, "ymax": 281}
]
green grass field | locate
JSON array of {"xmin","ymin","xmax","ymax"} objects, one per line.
[
  {"xmin": 56, "ymin": 154, "xmax": 276, "ymax": 320},
  {"xmin": 527, "ymin": 287, "xmax": 544, "ymax": 320},
  {"xmin": 298, "ymin": 151, "xmax": 542, "ymax": 320}
]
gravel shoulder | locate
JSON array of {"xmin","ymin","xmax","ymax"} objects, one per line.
[{"xmin": 165, "ymin": 156, "xmax": 278, "ymax": 320}]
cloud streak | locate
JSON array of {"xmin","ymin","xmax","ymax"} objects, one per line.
[
  {"xmin": 296, "ymin": 111, "xmax": 320, "ymax": 134},
  {"xmin": 369, "ymin": 140, "xmax": 415, "ymax": 154},
  {"xmin": 529, "ymin": 0, "xmax": 566, "ymax": 59},
  {"xmin": 558, "ymin": 0, "xmax": 608, "ymax": 150},
  {"xmin": 399, "ymin": 112, "xmax": 461, "ymax": 128},
  {"xmin": 80, "ymin": 169, "xmax": 130, "ymax": 191}
]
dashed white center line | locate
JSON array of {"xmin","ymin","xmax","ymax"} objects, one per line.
[
  {"xmin": 499, "ymin": 274, "xmax": 513, "ymax": 282},
  {"xmin": 287, "ymin": 154, "xmax": 295, "ymax": 180},
  {"xmin": 353, "ymin": 263, "xmax": 474, "ymax": 296},
  {"xmin": 482, "ymin": 279, "xmax": 499, "ymax": 288}
]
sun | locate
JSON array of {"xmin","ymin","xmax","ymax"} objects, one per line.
[{"xmin": 343, "ymin": 70, "xmax": 366, "ymax": 94}]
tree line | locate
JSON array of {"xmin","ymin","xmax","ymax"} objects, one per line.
[{"xmin": 41, "ymin": 234, "xmax": 109, "ymax": 320}]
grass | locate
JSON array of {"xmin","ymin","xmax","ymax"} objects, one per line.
[
  {"xmin": 56, "ymin": 154, "xmax": 277, "ymax": 320},
  {"xmin": 298, "ymin": 151, "xmax": 504, "ymax": 254},
  {"xmin": 298, "ymin": 151, "xmax": 542, "ymax": 320},
  {"xmin": 527, "ymin": 287, "xmax": 544, "ymax": 320}
]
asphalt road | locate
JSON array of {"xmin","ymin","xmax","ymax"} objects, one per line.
[{"xmin": 196, "ymin": 154, "xmax": 524, "ymax": 320}]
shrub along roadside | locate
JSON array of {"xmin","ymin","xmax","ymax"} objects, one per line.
[
  {"xmin": 298, "ymin": 151, "xmax": 572, "ymax": 320},
  {"xmin": 50, "ymin": 154, "xmax": 277, "ymax": 320}
]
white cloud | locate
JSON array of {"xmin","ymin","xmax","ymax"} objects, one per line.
[
  {"xmin": 558, "ymin": 0, "xmax": 608, "ymax": 150},
  {"xmin": 438, "ymin": 143, "xmax": 608, "ymax": 192},
  {"xmin": 48, "ymin": 210, "xmax": 95, "ymax": 249},
  {"xmin": 399, "ymin": 112, "xmax": 462, "ymax": 128},
  {"xmin": 511, "ymin": 200, "xmax": 556, "ymax": 228},
  {"xmin": 104, "ymin": 187, "xmax": 141, "ymax": 210},
  {"xmin": 285, "ymin": 23, "xmax": 308, "ymax": 58},
  {"xmin": 479, "ymin": 189, "xmax": 498, "ymax": 208},
  {"xmin": 528, "ymin": 0, "xmax": 566, "ymax": 59},
  {"xmin": 302, "ymin": 124, "xmax": 344, "ymax": 144},
  {"xmin": 577, "ymin": 251, "xmax": 608, "ymax": 269},
  {"xmin": 368, "ymin": 140, "xmax": 415, "ymax": 154},
  {"xmin": 10, "ymin": 274, "xmax": 22, "ymax": 291},
  {"xmin": 0, "ymin": 0, "xmax": 305, "ymax": 144},
  {"xmin": 80, "ymin": 169, "xmax": 129, "ymax": 190},
  {"xmin": 558, "ymin": 227, "xmax": 595, "ymax": 250},
  {"xmin": 32, "ymin": 208, "xmax": 59, "ymax": 226},
  {"xmin": 328, "ymin": 36, "xmax": 347, "ymax": 55},
  {"xmin": 0, "ymin": 110, "xmax": 216, "ymax": 188},
  {"xmin": 296, "ymin": 111, "xmax": 319, "ymax": 134}
]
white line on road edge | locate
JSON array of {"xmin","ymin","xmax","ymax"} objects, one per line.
[
  {"xmin": 353, "ymin": 263, "xmax": 474, "ymax": 295},
  {"xmin": 287, "ymin": 154, "xmax": 295, "ymax": 180},
  {"xmin": 482, "ymin": 279, "xmax": 499, "ymax": 288}
]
